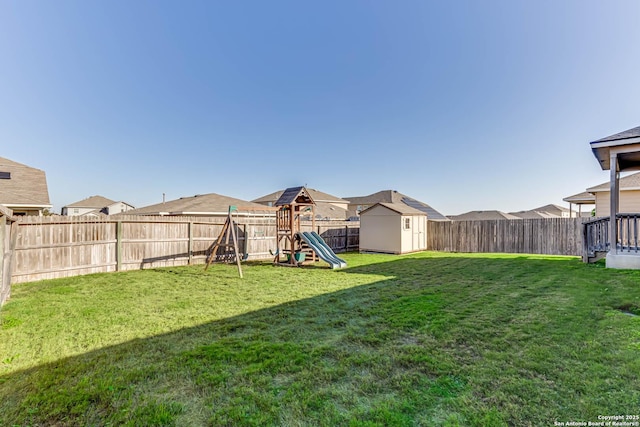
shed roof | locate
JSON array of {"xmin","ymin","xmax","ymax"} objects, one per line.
[
  {"xmin": 360, "ymin": 202, "xmax": 426, "ymax": 216},
  {"xmin": 0, "ymin": 157, "xmax": 51, "ymax": 207},
  {"xmin": 64, "ymin": 195, "xmax": 117, "ymax": 209},
  {"xmin": 126, "ymin": 193, "xmax": 268, "ymax": 216},
  {"xmin": 590, "ymin": 125, "xmax": 640, "ymax": 171}
]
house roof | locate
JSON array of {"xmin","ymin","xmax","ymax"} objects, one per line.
[
  {"xmin": 593, "ymin": 126, "xmax": 640, "ymax": 143},
  {"xmin": 361, "ymin": 202, "xmax": 426, "ymax": 216},
  {"xmin": 563, "ymin": 191, "xmax": 596, "ymax": 204},
  {"xmin": 529, "ymin": 204, "xmax": 569, "ymax": 215},
  {"xmin": 345, "ymin": 190, "xmax": 405, "ymax": 205},
  {"xmin": 310, "ymin": 203, "xmax": 348, "ymax": 220},
  {"xmin": 0, "ymin": 157, "xmax": 51, "ymax": 208},
  {"xmin": 344, "ymin": 190, "xmax": 449, "ymax": 221},
  {"xmin": 253, "ymin": 188, "xmax": 347, "ymax": 204},
  {"xmin": 64, "ymin": 195, "xmax": 117, "ymax": 209},
  {"xmin": 586, "ymin": 171, "xmax": 640, "ymax": 192},
  {"xmin": 449, "ymin": 210, "xmax": 520, "ymax": 221},
  {"xmin": 509, "ymin": 210, "xmax": 557, "ymax": 219},
  {"xmin": 590, "ymin": 125, "xmax": 640, "ymax": 171},
  {"xmin": 126, "ymin": 193, "xmax": 269, "ymax": 216}
]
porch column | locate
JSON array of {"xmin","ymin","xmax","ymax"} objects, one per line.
[{"xmin": 609, "ymin": 154, "xmax": 619, "ymax": 254}]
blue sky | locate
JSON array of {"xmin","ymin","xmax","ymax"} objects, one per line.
[{"xmin": 1, "ymin": 1, "xmax": 639, "ymax": 215}]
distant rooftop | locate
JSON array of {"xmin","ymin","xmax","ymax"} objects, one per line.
[
  {"xmin": 344, "ymin": 190, "xmax": 449, "ymax": 221},
  {"xmin": 64, "ymin": 195, "xmax": 117, "ymax": 209},
  {"xmin": 449, "ymin": 210, "xmax": 520, "ymax": 221},
  {"xmin": 127, "ymin": 193, "xmax": 268, "ymax": 216}
]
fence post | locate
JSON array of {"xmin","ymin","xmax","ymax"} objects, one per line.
[
  {"xmin": 243, "ymin": 223, "xmax": 248, "ymax": 257},
  {"xmin": 188, "ymin": 222, "xmax": 193, "ymax": 265},
  {"xmin": 0, "ymin": 215, "xmax": 6, "ymax": 306},
  {"xmin": 116, "ymin": 221, "xmax": 122, "ymax": 271},
  {"xmin": 344, "ymin": 225, "xmax": 348, "ymax": 251}
]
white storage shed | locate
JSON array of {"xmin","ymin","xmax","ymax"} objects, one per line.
[{"xmin": 359, "ymin": 202, "xmax": 427, "ymax": 254}]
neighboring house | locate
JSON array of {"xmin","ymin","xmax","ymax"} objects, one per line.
[
  {"xmin": 531, "ymin": 204, "xmax": 571, "ymax": 218},
  {"xmin": 449, "ymin": 210, "xmax": 520, "ymax": 221},
  {"xmin": 509, "ymin": 210, "xmax": 557, "ymax": 219},
  {"xmin": 253, "ymin": 188, "xmax": 349, "ymax": 220},
  {"xmin": 0, "ymin": 156, "xmax": 52, "ymax": 216},
  {"xmin": 344, "ymin": 190, "xmax": 450, "ymax": 221},
  {"xmin": 359, "ymin": 202, "xmax": 427, "ymax": 254},
  {"xmin": 562, "ymin": 191, "xmax": 596, "ymax": 218},
  {"xmin": 61, "ymin": 195, "xmax": 135, "ymax": 216},
  {"xmin": 584, "ymin": 171, "xmax": 640, "ymax": 217},
  {"xmin": 509, "ymin": 204, "xmax": 571, "ymax": 219},
  {"xmin": 125, "ymin": 193, "xmax": 270, "ymax": 217}
]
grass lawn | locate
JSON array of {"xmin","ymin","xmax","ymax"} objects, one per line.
[{"xmin": 1, "ymin": 252, "xmax": 639, "ymax": 426}]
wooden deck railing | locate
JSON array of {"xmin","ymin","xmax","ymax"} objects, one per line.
[
  {"xmin": 583, "ymin": 213, "xmax": 640, "ymax": 262},
  {"xmin": 583, "ymin": 216, "xmax": 609, "ymax": 261},
  {"xmin": 617, "ymin": 213, "xmax": 640, "ymax": 253}
]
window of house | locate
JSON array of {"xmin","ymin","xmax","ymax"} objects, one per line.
[
  {"xmin": 404, "ymin": 217, "xmax": 411, "ymax": 229},
  {"xmin": 0, "ymin": 171, "xmax": 10, "ymax": 179},
  {"xmin": 73, "ymin": 208, "xmax": 79, "ymax": 214}
]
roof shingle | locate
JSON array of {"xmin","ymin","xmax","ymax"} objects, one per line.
[{"xmin": 0, "ymin": 157, "xmax": 51, "ymax": 207}]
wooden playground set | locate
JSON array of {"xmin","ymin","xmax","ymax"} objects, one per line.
[{"xmin": 205, "ymin": 186, "xmax": 347, "ymax": 277}]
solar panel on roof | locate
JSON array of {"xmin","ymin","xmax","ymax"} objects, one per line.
[
  {"xmin": 401, "ymin": 197, "xmax": 448, "ymax": 220},
  {"xmin": 275, "ymin": 186, "xmax": 305, "ymax": 206}
]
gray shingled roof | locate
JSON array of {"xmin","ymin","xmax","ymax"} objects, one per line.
[
  {"xmin": 344, "ymin": 190, "xmax": 404, "ymax": 205},
  {"xmin": 310, "ymin": 203, "xmax": 348, "ymax": 220},
  {"xmin": 449, "ymin": 210, "xmax": 520, "ymax": 221},
  {"xmin": 0, "ymin": 157, "xmax": 51, "ymax": 207},
  {"xmin": 586, "ymin": 171, "xmax": 640, "ymax": 192},
  {"xmin": 528, "ymin": 204, "xmax": 569, "ymax": 216},
  {"xmin": 592, "ymin": 126, "xmax": 640, "ymax": 143},
  {"xmin": 509, "ymin": 210, "xmax": 557, "ymax": 219},
  {"xmin": 64, "ymin": 195, "xmax": 116, "ymax": 209},
  {"xmin": 344, "ymin": 190, "xmax": 449, "ymax": 221},
  {"xmin": 126, "ymin": 193, "xmax": 267, "ymax": 216},
  {"xmin": 590, "ymin": 126, "xmax": 640, "ymax": 171}
]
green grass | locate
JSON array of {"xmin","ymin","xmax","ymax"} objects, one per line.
[{"xmin": 1, "ymin": 252, "xmax": 639, "ymax": 426}]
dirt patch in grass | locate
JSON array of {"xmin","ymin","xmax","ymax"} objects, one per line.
[{"xmin": 614, "ymin": 302, "xmax": 640, "ymax": 316}]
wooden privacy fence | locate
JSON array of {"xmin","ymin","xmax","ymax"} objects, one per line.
[
  {"xmin": 10, "ymin": 216, "xmax": 360, "ymax": 284},
  {"xmin": 427, "ymin": 217, "xmax": 587, "ymax": 256}
]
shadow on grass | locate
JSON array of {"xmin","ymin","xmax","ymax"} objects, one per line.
[{"xmin": 1, "ymin": 253, "xmax": 639, "ymax": 426}]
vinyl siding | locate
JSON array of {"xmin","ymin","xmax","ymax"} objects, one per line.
[{"xmin": 595, "ymin": 190, "xmax": 640, "ymax": 217}]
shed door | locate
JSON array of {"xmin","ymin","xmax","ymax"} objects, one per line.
[{"xmin": 412, "ymin": 216, "xmax": 425, "ymax": 251}]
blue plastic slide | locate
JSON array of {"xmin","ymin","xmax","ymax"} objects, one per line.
[
  {"xmin": 310, "ymin": 231, "xmax": 347, "ymax": 266},
  {"xmin": 297, "ymin": 232, "xmax": 346, "ymax": 269}
]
